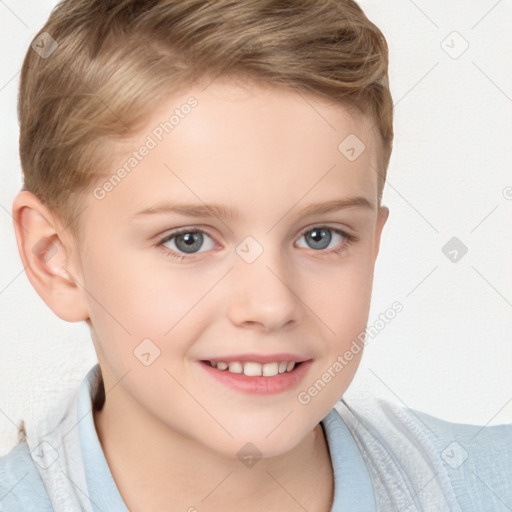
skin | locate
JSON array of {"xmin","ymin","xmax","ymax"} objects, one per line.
[{"xmin": 13, "ymin": 78, "xmax": 388, "ymax": 511}]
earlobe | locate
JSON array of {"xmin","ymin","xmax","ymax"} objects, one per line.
[{"xmin": 11, "ymin": 191, "xmax": 89, "ymax": 323}]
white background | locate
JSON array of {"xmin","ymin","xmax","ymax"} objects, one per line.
[{"xmin": 1, "ymin": 0, "xmax": 511, "ymax": 455}]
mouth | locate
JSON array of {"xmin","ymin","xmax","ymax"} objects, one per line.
[{"xmin": 198, "ymin": 356, "xmax": 312, "ymax": 395}]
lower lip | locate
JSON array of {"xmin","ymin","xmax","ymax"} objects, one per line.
[{"xmin": 198, "ymin": 360, "xmax": 312, "ymax": 395}]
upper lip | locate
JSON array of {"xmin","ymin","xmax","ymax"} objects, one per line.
[{"xmin": 201, "ymin": 353, "xmax": 311, "ymax": 364}]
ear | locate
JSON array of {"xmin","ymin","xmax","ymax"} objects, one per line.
[
  {"xmin": 12, "ymin": 190, "xmax": 89, "ymax": 322},
  {"xmin": 373, "ymin": 205, "xmax": 389, "ymax": 261}
]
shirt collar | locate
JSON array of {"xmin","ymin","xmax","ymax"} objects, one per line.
[
  {"xmin": 78, "ymin": 364, "xmax": 129, "ymax": 511},
  {"xmin": 321, "ymin": 407, "xmax": 376, "ymax": 511}
]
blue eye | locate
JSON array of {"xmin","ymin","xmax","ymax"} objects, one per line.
[
  {"xmin": 295, "ymin": 226, "xmax": 354, "ymax": 251},
  {"xmin": 160, "ymin": 229, "xmax": 215, "ymax": 256},
  {"xmin": 158, "ymin": 225, "xmax": 356, "ymax": 262}
]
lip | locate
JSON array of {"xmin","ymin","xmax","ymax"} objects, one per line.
[
  {"xmin": 201, "ymin": 353, "xmax": 309, "ymax": 364},
  {"xmin": 198, "ymin": 358, "xmax": 313, "ymax": 395}
]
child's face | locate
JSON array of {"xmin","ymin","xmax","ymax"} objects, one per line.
[{"xmin": 72, "ymin": 78, "xmax": 387, "ymax": 458}]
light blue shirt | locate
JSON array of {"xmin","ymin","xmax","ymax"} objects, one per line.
[{"xmin": 1, "ymin": 364, "xmax": 511, "ymax": 511}]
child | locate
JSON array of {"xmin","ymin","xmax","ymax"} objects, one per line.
[{"xmin": 1, "ymin": 0, "xmax": 510, "ymax": 511}]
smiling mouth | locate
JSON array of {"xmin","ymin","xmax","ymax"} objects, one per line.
[{"xmin": 201, "ymin": 360, "xmax": 302, "ymax": 377}]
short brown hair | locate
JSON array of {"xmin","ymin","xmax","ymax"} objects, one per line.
[{"xmin": 18, "ymin": 0, "xmax": 393, "ymax": 233}]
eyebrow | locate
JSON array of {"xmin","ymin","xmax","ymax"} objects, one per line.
[{"xmin": 133, "ymin": 196, "xmax": 374, "ymax": 220}]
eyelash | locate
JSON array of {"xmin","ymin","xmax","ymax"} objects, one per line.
[{"xmin": 157, "ymin": 226, "xmax": 358, "ymax": 262}]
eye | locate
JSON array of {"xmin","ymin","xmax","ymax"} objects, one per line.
[
  {"xmin": 159, "ymin": 228, "xmax": 216, "ymax": 256},
  {"xmin": 295, "ymin": 226, "xmax": 355, "ymax": 252}
]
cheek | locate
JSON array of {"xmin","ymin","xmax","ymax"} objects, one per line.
[
  {"xmin": 305, "ymin": 253, "xmax": 375, "ymax": 330},
  {"xmin": 81, "ymin": 248, "xmax": 222, "ymax": 372},
  {"xmin": 82, "ymin": 246, "xmax": 200, "ymax": 332},
  {"xmin": 299, "ymin": 254, "xmax": 374, "ymax": 396}
]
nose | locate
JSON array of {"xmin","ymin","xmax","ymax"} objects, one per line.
[{"xmin": 226, "ymin": 246, "xmax": 302, "ymax": 332}]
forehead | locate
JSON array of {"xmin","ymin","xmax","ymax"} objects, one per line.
[
  {"xmin": 85, "ymin": 78, "xmax": 379, "ymax": 227},
  {"xmin": 168, "ymin": 77, "xmax": 377, "ymax": 165}
]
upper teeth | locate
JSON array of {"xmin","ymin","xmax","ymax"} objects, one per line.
[{"xmin": 210, "ymin": 361, "xmax": 296, "ymax": 377}]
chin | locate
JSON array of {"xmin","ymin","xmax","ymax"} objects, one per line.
[{"xmin": 212, "ymin": 421, "xmax": 313, "ymax": 461}]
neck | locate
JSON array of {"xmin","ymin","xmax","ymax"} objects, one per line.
[{"xmin": 93, "ymin": 390, "xmax": 334, "ymax": 512}]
